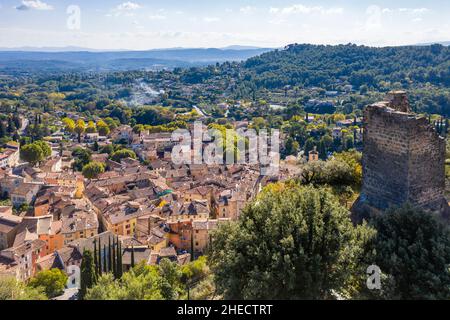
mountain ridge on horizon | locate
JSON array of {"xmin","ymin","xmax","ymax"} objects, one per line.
[
  {"xmin": 0, "ymin": 46, "xmax": 274, "ymax": 74},
  {"xmin": 0, "ymin": 45, "xmax": 274, "ymax": 53},
  {"xmin": 0, "ymin": 41, "xmax": 448, "ymax": 53},
  {"xmin": 0, "ymin": 41, "xmax": 448, "ymax": 75}
]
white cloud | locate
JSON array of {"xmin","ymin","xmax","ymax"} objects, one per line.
[
  {"xmin": 269, "ymin": 7, "xmax": 280, "ymax": 14},
  {"xmin": 240, "ymin": 6, "xmax": 255, "ymax": 14},
  {"xmin": 108, "ymin": 2, "xmax": 142, "ymax": 17},
  {"xmin": 15, "ymin": 0, "xmax": 53, "ymax": 11},
  {"xmin": 116, "ymin": 2, "xmax": 142, "ymax": 11},
  {"xmin": 203, "ymin": 17, "xmax": 220, "ymax": 23},
  {"xmin": 148, "ymin": 14, "xmax": 166, "ymax": 21},
  {"xmin": 400, "ymin": 8, "xmax": 429, "ymax": 14},
  {"xmin": 383, "ymin": 7, "xmax": 430, "ymax": 15},
  {"xmin": 270, "ymin": 4, "xmax": 344, "ymax": 15}
]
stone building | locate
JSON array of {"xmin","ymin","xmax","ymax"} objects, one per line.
[{"xmin": 352, "ymin": 91, "xmax": 449, "ymax": 221}]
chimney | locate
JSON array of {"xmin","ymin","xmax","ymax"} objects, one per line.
[{"xmin": 387, "ymin": 90, "xmax": 410, "ymax": 113}]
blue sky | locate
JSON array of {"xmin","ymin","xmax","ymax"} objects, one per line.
[{"xmin": 0, "ymin": 0, "xmax": 449, "ymax": 49}]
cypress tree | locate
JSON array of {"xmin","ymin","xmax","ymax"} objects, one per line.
[
  {"xmin": 116, "ymin": 237, "xmax": 123, "ymax": 278},
  {"xmin": 7, "ymin": 117, "xmax": 15, "ymax": 134},
  {"xmin": 112, "ymin": 237, "xmax": 117, "ymax": 278},
  {"xmin": 209, "ymin": 234, "xmax": 213, "ymax": 252},
  {"xmin": 108, "ymin": 237, "xmax": 113, "ymax": 273},
  {"xmin": 98, "ymin": 237, "xmax": 102, "ymax": 276},
  {"xmin": 0, "ymin": 121, "xmax": 6, "ymax": 138},
  {"xmin": 318, "ymin": 140, "xmax": 327, "ymax": 160},
  {"xmin": 103, "ymin": 244, "xmax": 108, "ymax": 273},
  {"xmin": 190, "ymin": 232, "xmax": 195, "ymax": 261},
  {"xmin": 13, "ymin": 115, "xmax": 20, "ymax": 129},
  {"xmin": 130, "ymin": 245, "xmax": 135, "ymax": 268},
  {"xmin": 80, "ymin": 250, "xmax": 97, "ymax": 300},
  {"xmin": 93, "ymin": 239, "xmax": 98, "ymax": 277}
]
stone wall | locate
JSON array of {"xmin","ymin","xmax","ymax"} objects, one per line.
[{"xmin": 353, "ymin": 91, "xmax": 449, "ymax": 221}]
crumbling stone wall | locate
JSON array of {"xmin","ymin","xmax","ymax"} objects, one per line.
[{"xmin": 353, "ymin": 91, "xmax": 449, "ymax": 221}]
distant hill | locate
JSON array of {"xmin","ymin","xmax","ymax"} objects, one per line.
[
  {"xmin": 0, "ymin": 47, "xmax": 273, "ymax": 74},
  {"xmin": 416, "ymin": 41, "xmax": 450, "ymax": 46},
  {"xmin": 238, "ymin": 43, "xmax": 450, "ymax": 89}
]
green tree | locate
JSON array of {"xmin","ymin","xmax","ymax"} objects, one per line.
[
  {"xmin": 28, "ymin": 268, "xmax": 68, "ymax": 298},
  {"xmin": 20, "ymin": 143, "xmax": 44, "ymax": 166},
  {"xmin": 86, "ymin": 120, "xmax": 96, "ymax": 134},
  {"xmin": 0, "ymin": 121, "xmax": 6, "ymax": 138},
  {"xmin": 97, "ymin": 120, "xmax": 110, "ymax": 136},
  {"xmin": 34, "ymin": 140, "xmax": 51, "ymax": 158},
  {"xmin": 83, "ymin": 273, "xmax": 122, "ymax": 300},
  {"xmin": 370, "ymin": 205, "xmax": 450, "ymax": 299},
  {"xmin": 0, "ymin": 276, "xmax": 47, "ymax": 300},
  {"xmin": 92, "ymin": 141, "xmax": 99, "ymax": 152},
  {"xmin": 108, "ymin": 237, "xmax": 113, "ymax": 273},
  {"xmin": 284, "ymin": 137, "xmax": 300, "ymax": 157},
  {"xmin": 98, "ymin": 238, "xmax": 103, "ymax": 276},
  {"xmin": 318, "ymin": 135, "xmax": 333, "ymax": 160},
  {"xmin": 82, "ymin": 162, "xmax": 105, "ymax": 179},
  {"xmin": 103, "ymin": 244, "xmax": 108, "ymax": 273},
  {"xmin": 130, "ymin": 245, "xmax": 135, "ymax": 269},
  {"xmin": 299, "ymin": 151, "xmax": 362, "ymax": 190},
  {"xmin": 85, "ymin": 264, "xmax": 163, "ymax": 300},
  {"xmin": 7, "ymin": 117, "xmax": 16, "ymax": 134},
  {"xmin": 304, "ymin": 137, "xmax": 316, "ymax": 155},
  {"xmin": 62, "ymin": 117, "xmax": 75, "ymax": 134},
  {"xmin": 75, "ymin": 119, "xmax": 86, "ymax": 143},
  {"xmin": 104, "ymin": 117, "xmax": 118, "ymax": 130},
  {"xmin": 93, "ymin": 239, "xmax": 98, "ymax": 278},
  {"xmin": 158, "ymin": 258, "xmax": 183, "ymax": 300},
  {"xmin": 80, "ymin": 250, "xmax": 98, "ymax": 300},
  {"xmin": 72, "ymin": 147, "xmax": 92, "ymax": 171},
  {"xmin": 112, "ymin": 237, "xmax": 117, "ymax": 278},
  {"xmin": 209, "ymin": 183, "xmax": 375, "ymax": 299},
  {"xmin": 116, "ymin": 237, "xmax": 123, "ymax": 279},
  {"xmin": 110, "ymin": 149, "xmax": 136, "ymax": 163},
  {"xmin": 99, "ymin": 144, "xmax": 115, "ymax": 155}
]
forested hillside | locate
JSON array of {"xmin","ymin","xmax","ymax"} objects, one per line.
[
  {"xmin": 178, "ymin": 43, "xmax": 450, "ymax": 115},
  {"xmin": 242, "ymin": 43, "xmax": 450, "ymax": 89}
]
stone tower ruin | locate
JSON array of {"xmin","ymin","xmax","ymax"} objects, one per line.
[{"xmin": 352, "ymin": 91, "xmax": 449, "ymax": 221}]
